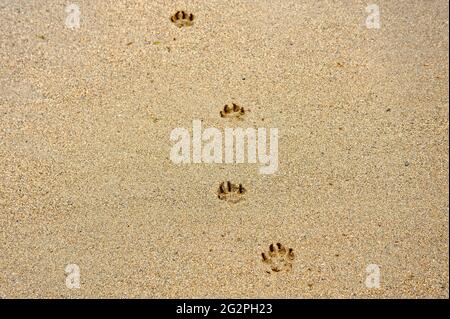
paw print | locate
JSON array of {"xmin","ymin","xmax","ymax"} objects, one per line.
[
  {"xmin": 261, "ymin": 243, "xmax": 294, "ymax": 273},
  {"xmin": 170, "ymin": 11, "xmax": 194, "ymax": 28},
  {"xmin": 218, "ymin": 181, "xmax": 246, "ymax": 203},
  {"xmin": 220, "ymin": 103, "xmax": 245, "ymax": 119}
]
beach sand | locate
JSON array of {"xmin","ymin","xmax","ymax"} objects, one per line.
[{"xmin": 0, "ymin": 0, "xmax": 448, "ymax": 298}]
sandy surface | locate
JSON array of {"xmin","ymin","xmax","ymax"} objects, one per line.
[{"xmin": 0, "ymin": 0, "xmax": 448, "ymax": 298}]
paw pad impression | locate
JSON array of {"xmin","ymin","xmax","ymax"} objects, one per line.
[
  {"xmin": 220, "ymin": 103, "xmax": 245, "ymax": 119},
  {"xmin": 261, "ymin": 243, "xmax": 294, "ymax": 273},
  {"xmin": 217, "ymin": 181, "xmax": 246, "ymax": 203},
  {"xmin": 170, "ymin": 11, "xmax": 194, "ymax": 28}
]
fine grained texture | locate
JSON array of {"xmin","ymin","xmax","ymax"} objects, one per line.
[{"xmin": 0, "ymin": 0, "xmax": 448, "ymax": 298}]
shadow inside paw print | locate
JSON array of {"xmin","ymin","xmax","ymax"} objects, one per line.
[
  {"xmin": 261, "ymin": 243, "xmax": 294, "ymax": 273},
  {"xmin": 170, "ymin": 11, "xmax": 194, "ymax": 28},
  {"xmin": 220, "ymin": 103, "xmax": 245, "ymax": 119},
  {"xmin": 218, "ymin": 181, "xmax": 246, "ymax": 203}
]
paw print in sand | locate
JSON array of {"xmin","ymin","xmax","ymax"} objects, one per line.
[
  {"xmin": 220, "ymin": 103, "xmax": 245, "ymax": 119},
  {"xmin": 218, "ymin": 181, "xmax": 246, "ymax": 203},
  {"xmin": 261, "ymin": 243, "xmax": 294, "ymax": 273},
  {"xmin": 170, "ymin": 11, "xmax": 194, "ymax": 28}
]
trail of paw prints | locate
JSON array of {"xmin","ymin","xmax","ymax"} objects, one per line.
[
  {"xmin": 170, "ymin": 11, "xmax": 194, "ymax": 28},
  {"xmin": 261, "ymin": 243, "xmax": 295, "ymax": 274},
  {"xmin": 218, "ymin": 181, "xmax": 246, "ymax": 203},
  {"xmin": 220, "ymin": 103, "xmax": 245, "ymax": 120}
]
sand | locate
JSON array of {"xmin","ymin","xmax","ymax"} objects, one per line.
[{"xmin": 0, "ymin": 0, "xmax": 448, "ymax": 298}]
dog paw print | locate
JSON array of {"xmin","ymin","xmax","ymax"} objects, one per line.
[
  {"xmin": 170, "ymin": 11, "xmax": 194, "ymax": 28},
  {"xmin": 261, "ymin": 243, "xmax": 294, "ymax": 273},
  {"xmin": 218, "ymin": 181, "xmax": 246, "ymax": 203},
  {"xmin": 220, "ymin": 103, "xmax": 245, "ymax": 119}
]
